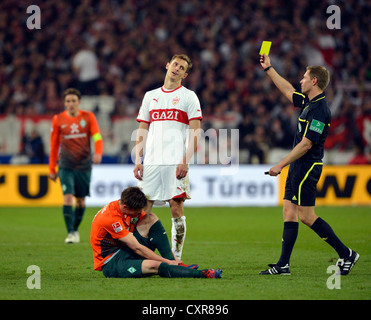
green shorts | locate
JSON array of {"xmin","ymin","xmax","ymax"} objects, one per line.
[
  {"xmin": 102, "ymin": 229, "xmax": 154, "ymax": 278},
  {"xmin": 58, "ymin": 168, "xmax": 91, "ymax": 198}
]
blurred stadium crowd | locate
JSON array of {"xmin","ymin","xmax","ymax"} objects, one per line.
[{"xmin": 0, "ymin": 0, "xmax": 370, "ymax": 164}]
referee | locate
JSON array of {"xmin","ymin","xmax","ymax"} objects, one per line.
[{"xmin": 259, "ymin": 54, "xmax": 359, "ymax": 276}]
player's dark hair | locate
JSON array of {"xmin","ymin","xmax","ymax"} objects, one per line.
[
  {"xmin": 120, "ymin": 187, "xmax": 148, "ymax": 210},
  {"xmin": 170, "ymin": 54, "xmax": 192, "ymax": 73},
  {"xmin": 306, "ymin": 66, "xmax": 330, "ymax": 91},
  {"xmin": 63, "ymin": 88, "xmax": 81, "ymax": 100}
]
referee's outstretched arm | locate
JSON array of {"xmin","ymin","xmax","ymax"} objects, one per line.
[{"xmin": 260, "ymin": 54, "xmax": 295, "ymax": 103}]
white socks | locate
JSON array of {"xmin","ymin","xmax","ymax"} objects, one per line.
[{"xmin": 171, "ymin": 216, "xmax": 186, "ymax": 260}]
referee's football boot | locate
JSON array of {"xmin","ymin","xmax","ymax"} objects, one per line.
[
  {"xmin": 336, "ymin": 249, "xmax": 360, "ymax": 276},
  {"xmin": 259, "ymin": 263, "xmax": 291, "ymax": 275}
]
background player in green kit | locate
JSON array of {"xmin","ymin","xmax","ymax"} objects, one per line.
[
  {"xmin": 49, "ymin": 88, "xmax": 103, "ymax": 244},
  {"xmin": 259, "ymin": 54, "xmax": 359, "ymax": 276}
]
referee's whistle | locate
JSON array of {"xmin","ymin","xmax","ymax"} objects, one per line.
[{"xmin": 264, "ymin": 171, "xmax": 281, "ymax": 175}]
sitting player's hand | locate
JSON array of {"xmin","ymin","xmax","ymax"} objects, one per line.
[{"xmin": 168, "ymin": 259, "xmax": 181, "ymax": 266}]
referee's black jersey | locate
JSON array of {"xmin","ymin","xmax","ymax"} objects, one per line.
[{"xmin": 292, "ymin": 91, "xmax": 331, "ymax": 161}]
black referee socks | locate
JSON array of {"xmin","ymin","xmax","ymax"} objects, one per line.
[
  {"xmin": 276, "ymin": 217, "xmax": 349, "ymax": 267},
  {"xmin": 311, "ymin": 217, "xmax": 349, "ymax": 259},
  {"xmin": 277, "ymin": 221, "xmax": 299, "ymax": 267}
]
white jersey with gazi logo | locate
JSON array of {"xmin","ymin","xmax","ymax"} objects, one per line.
[{"xmin": 137, "ymin": 85, "xmax": 202, "ymax": 165}]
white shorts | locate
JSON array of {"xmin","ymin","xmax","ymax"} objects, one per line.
[{"xmin": 138, "ymin": 165, "xmax": 191, "ymax": 205}]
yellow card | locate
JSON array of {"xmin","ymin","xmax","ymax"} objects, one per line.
[{"xmin": 259, "ymin": 41, "xmax": 272, "ymax": 56}]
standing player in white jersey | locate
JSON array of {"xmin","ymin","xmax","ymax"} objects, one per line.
[{"xmin": 133, "ymin": 54, "xmax": 202, "ymax": 260}]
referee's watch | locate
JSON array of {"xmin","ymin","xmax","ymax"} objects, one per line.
[{"xmin": 264, "ymin": 66, "xmax": 273, "ymax": 72}]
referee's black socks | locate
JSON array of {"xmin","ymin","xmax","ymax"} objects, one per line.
[
  {"xmin": 277, "ymin": 221, "xmax": 299, "ymax": 267},
  {"xmin": 311, "ymin": 217, "xmax": 349, "ymax": 259}
]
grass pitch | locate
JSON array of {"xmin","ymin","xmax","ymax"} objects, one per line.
[{"xmin": 0, "ymin": 206, "xmax": 370, "ymax": 300}]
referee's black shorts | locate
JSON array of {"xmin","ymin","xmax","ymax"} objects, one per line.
[{"xmin": 284, "ymin": 160, "xmax": 323, "ymax": 206}]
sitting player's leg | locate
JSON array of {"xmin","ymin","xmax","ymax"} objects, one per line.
[
  {"xmin": 135, "ymin": 212, "xmax": 158, "ymax": 238},
  {"xmin": 141, "ymin": 260, "xmax": 162, "ymax": 275},
  {"xmin": 158, "ymin": 262, "xmax": 221, "ymax": 278},
  {"xmin": 104, "ymin": 257, "xmax": 221, "ymax": 279},
  {"xmin": 136, "ymin": 212, "xmax": 175, "ymax": 260},
  {"xmin": 105, "ymin": 214, "xmax": 213, "ymax": 278},
  {"xmin": 152, "ymin": 261, "xmax": 221, "ymax": 279},
  {"xmin": 138, "ymin": 213, "xmax": 198, "ymax": 269},
  {"xmin": 102, "ymin": 251, "xmax": 145, "ymax": 278},
  {"xmin": 148, "ymin": 219, "xmax": 175, "ymax": 260}
]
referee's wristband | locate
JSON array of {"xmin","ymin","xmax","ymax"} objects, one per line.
[{"xmin": 264, "ymin": 66, "xmax": 273, "ymax": 72}]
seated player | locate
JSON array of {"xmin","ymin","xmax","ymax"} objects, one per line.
[{"xmin": 90, "ymin": 186, "xmax": 222, "ymax": 279}]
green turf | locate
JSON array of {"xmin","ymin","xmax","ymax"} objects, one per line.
[{"xmin": 0, "ymin": 206, "xmax": 370, "ymax": 300}]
